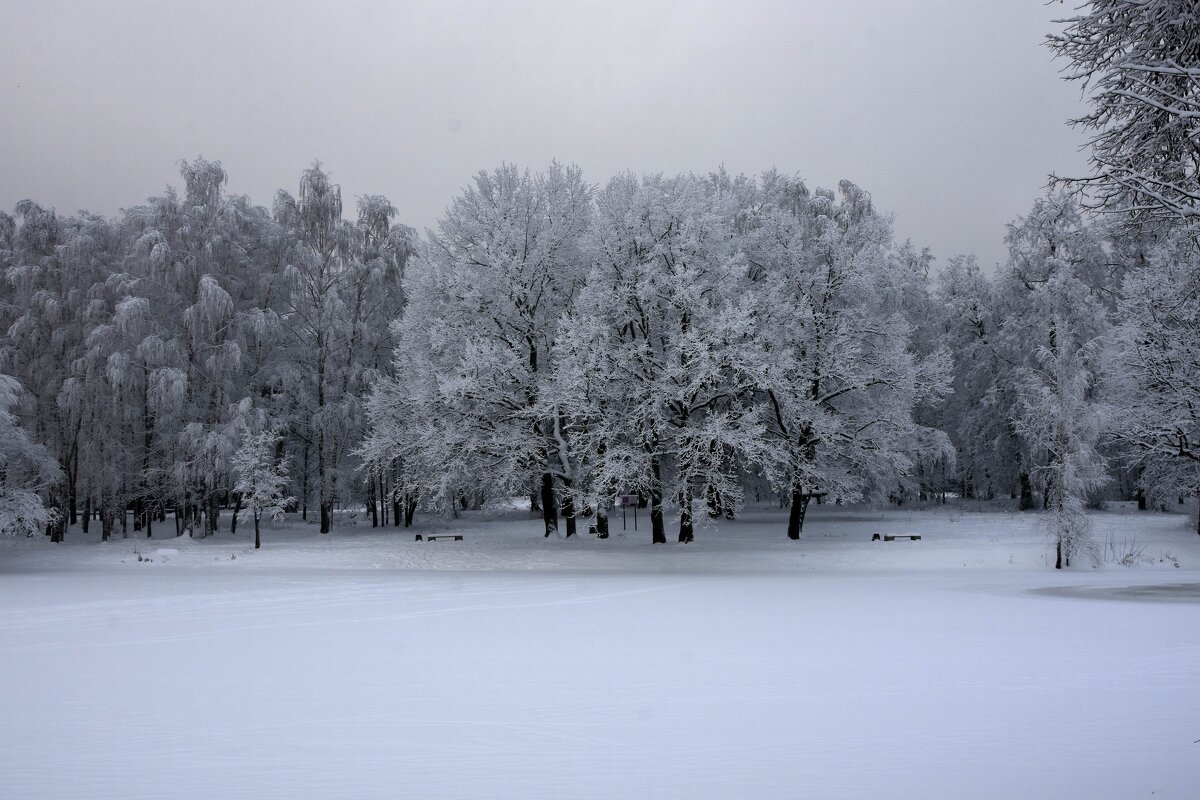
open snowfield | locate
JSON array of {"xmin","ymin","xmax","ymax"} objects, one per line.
[{"xmin": 2, "ymin": 503, "xmax": 1198, "ymax": 800}]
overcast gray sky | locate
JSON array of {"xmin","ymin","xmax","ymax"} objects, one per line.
[{"xmin": 0, "ymin": 0, "xmax": 1088, "ymax": 270}]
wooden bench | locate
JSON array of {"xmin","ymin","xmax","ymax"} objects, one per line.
[
  {"xmin": 872, "ymin": 533, "xmax": 922, "ymax": 541},
  {"xmin": 415, "ymin": 534, "xmax": 464, "ymax": 542}
]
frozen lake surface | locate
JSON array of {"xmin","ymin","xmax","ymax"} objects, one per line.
[{"xmin": 2, "ymin": 504, "xmax": 1198, "ymax": 799}]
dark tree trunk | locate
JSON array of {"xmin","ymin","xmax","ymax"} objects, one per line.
[
  {"xmin": 133, "ymin": 498, "xmax": 143, "ymax": 532},
  {"xmin": 530, "ymin": 491, "xmax": 541, "ymax": 514},
  {"xmin": 540, "ymin": 472, "xmax": 558, "ymax": 537},
  {"xmin": 596, "ymin": 506, "xmax": 609, "ymax": 539},
  {"xmin": 562, "ymin": 496, "xmax": 576, "ymax": 537},
  {"xmin": 67, "ymin": 450, "xmax": 78, "ymax": 527},
  {"xmin": 679, "ymin": 481, "xmax": 694, "ymax": 543},
  {"xmin": 787, "ymin": 485, "xmax": 811, "ymax": 540},
  {"xmin": 1136, "ymin": 489, "xmax": 1147, "ymax": 511},
  {"xmin": 650, "ymin": 456, "xmax": 666, "ymax": 544},
  {"xmin": 404, "ymin": 494, "xmax": 417, "ymax": 527},
  {"xmin": 81, "ymin": 497, "xmax": 91, "ymax": 534},
  {"xmin": 121, "ymin": 505, "xmax": 128, "ymax": 538},
  {"xmin": 205, "ymin": 492, "xmax": 219, "ymax": 538},
  {"xmin": 100, "ymin": 505, "xmax": 116, "ymax": 542},
  {"xmin": 393, "ymin": 470, "xmax": 403, "ymax": 525},
  {"xmin": 560, "ymin": 478, "xmax": 577, "ymax": 538},
  {"xmin": 1056, "ymin": 540, "xmax": 1063, "ymax": 570},
  {"xmin": 1195, "ymin": 491, "xmax": 1200, "ymax": 536},
  {"xmin": 320, "ymin": 501, "xmax": 332, "ymax": 534},
  {"xmin": 1018, "ymin": 472, "xmax": 1035, "ymax": 511},
  {"xmin": 144, "ymin": 507, "xmax": 152, "ymax": 539},
  {"xmin": 379, "ymin": 473, "xmax": 388, "ymax": 526},
  {"xmin": 369, "ymin": 477, "xmax": 379, "ymax": 528},
  {"xmin": 301, "ymin": 440, "xmax": 310, "ymax": 522},
  {"xmin": 230, "ymin": 493, "xmax": 242, "ymax": 535},
  {"xmin": 254, "ymin": 514, "xmax": 261, "ymax": 550},
  {"xmin": 706, "ymin": 483, "xmax": 722, "ymax": 519}
]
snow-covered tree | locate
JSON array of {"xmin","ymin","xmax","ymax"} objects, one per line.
[
  {"xmin": 1106, "ymin": 233, "xmax": 1200, "ymax": 532},
  {"xmin": 276, "ymin": 164, "xmax": 412, "ymax": 533},
  {"xmin": 553, "ymin": 172, "xmax": 763, "ymax": 543},
  {"xmin": 0, "ymin": 374, "xmax": 61, "ymax": 536},
  {"xmin": 371, "ymin": 162, "xmax": 591, "ymax": 534},
  {"xmin": 1015, "ymin": 316, "xmax": 1108, "ymax": 568},
  {"xmin": 749, "ymin": 178, "xmax": 950, "ymax": 538},
  {"xmin": 1048, "ymin": 0, "xmax": 1200, "ymax": 227},
  {"xmin": 231, "ymin": 420, "xmax": 292, "ymax": 549}
]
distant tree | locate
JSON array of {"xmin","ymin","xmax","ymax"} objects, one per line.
[
  {"xmin": 1106, "ymin": 233, "xmax": 1200, "ymax": 532},
  {"xmin": 749, "ymin": 178, "xmax": 950, "ymax": 539},
  {"xmin": 554, "ymin": 172, "xmax": 762, "ymax": 543},
  {"xmin": 0, "ymin": 374, "xmax": 61, "ymax": 536},
  {"xmin": 1048, "ymin": 0, "xmax": 1200, "ymax": 227},
  {"xmin": 231, "ymin": 420, "xmax": 292, "ymax": 549},
  {"xmin": 371, "ymin": 163, "xmax": 591, "ymax": 534}
]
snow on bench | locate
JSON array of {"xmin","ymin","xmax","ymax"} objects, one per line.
[
  {"xmin": 871, "ymin": 533, "xmax": 922, "ymax": 541},
  {"xmin": 414, "ymin": 534, "xmax": 464, "ymax": 542}
]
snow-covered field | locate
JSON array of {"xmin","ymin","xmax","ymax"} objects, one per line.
[{"xmin": 2, "ymin": 503, "xmax": 1198, "ymax": 799}]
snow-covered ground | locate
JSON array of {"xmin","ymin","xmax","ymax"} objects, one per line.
[{"xmin": 1, "ymin": 502, "xmax": 1198, "ymax": 799}]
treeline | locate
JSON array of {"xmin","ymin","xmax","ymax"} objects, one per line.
[
  {"xmin": 1, "ymin": 160, "xmax": 1198, "ymax": 559},
  {"xmin": 0, "ymin": 160, "xmax": 415, "ymax": 541}
]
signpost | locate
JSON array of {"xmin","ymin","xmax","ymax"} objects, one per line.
[{"xmin": 620, "ymin": 494, "xmax": 639, "ymax": 531}]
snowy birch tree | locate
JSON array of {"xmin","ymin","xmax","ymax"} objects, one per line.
[
  {"xmin": 231, "ymin": 420, "xmax": 292, "ymax": 549},
  {"xmin": 1015, "ymin": 316, "xmax": 1108, "ymax": 568},
  {"xmin": 0, "ymin": 374, "xmax": 61, "ymax": 536}
]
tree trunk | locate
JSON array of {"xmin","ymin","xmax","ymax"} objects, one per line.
[
  {"xmin": 1055, "ymin": 539, "xmax": 1063, "ymax": 570},
  {"xmin": 368, "ymin": 477, "xmax": 379, "ymax": 528},
  {"xmin": 133, "ymin": 498, "xmax": 143, "ymax": 532},
  {"xmin": 596, "ymin": 505, "xmax": 609, "ymax": 539},
  {"xmin": 379, "ymin": 472, "xmax": 388, "ymax": 526},
  {"xmin": 787, "ymin": 485, "xmax": 811, "ymax": 540},
  {"xmin": 540, "ymin": 471, "xmax": 558, "ymax": 537},
  {"xmin": 404, "ymin": 494, "xmax": 417, "ymax": 527},
  {"xmin": 679, "ymin": 481, "xmax": 694, "ymax": 543},
  {"xmin": 319, "ymin": 429, "xmax": 328, "ymax": 534},
  {"xmin": 121, "ymin": 505, "xmax": 128, "ymax": 538},
  {"xmin": 100, "ymin": 504, "xmax": 115, "ymax": 542},
  {"xmin": 205, "ymin": 492, "xmax": 219, "ymax": 538},
  {"xmin": 1195, "ymin": 491, "xmax": 1200, "ymax": 536},
  {"xmin": 301, "ymin": 440, "xmax": 310, "ymax": 522},
  {"xmin": 145, "ymin": 507, "xmax": 153, "ymax": 539},
  {"xmin": 530, "ymin": 491, "xmax": 541, "ymax": 514},
  {"xmin": 67, "ymin": 451, "xmax": 78, "ymax": 527},
  {"xmin": 81, "ymin": 496, "xmax": 91, "ymax": 534},
  {"xmin": 560, "ymin": 478, "xmax": 576, "ymax": 538},
  {"xmin": 706, "ymin": 483, "xmax": 722, "ymax": 519},
  {"xmin": 1018, "ymin": 472, "xmax": 1035, "ymax": 511},
  {"xmin": 254, "ymin": 513, "xmax": 261, "ymax": 550},
  {"xmin": 391, "ymin": 462, "xmax": 401, "ymax": 527},
  {"xmin": 230, "ymin": 493, "xmax": 242, "ymax": 535},
  {"xmin": 650, "ymin": 456, "xmax": 666, "ymax": 544}
]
